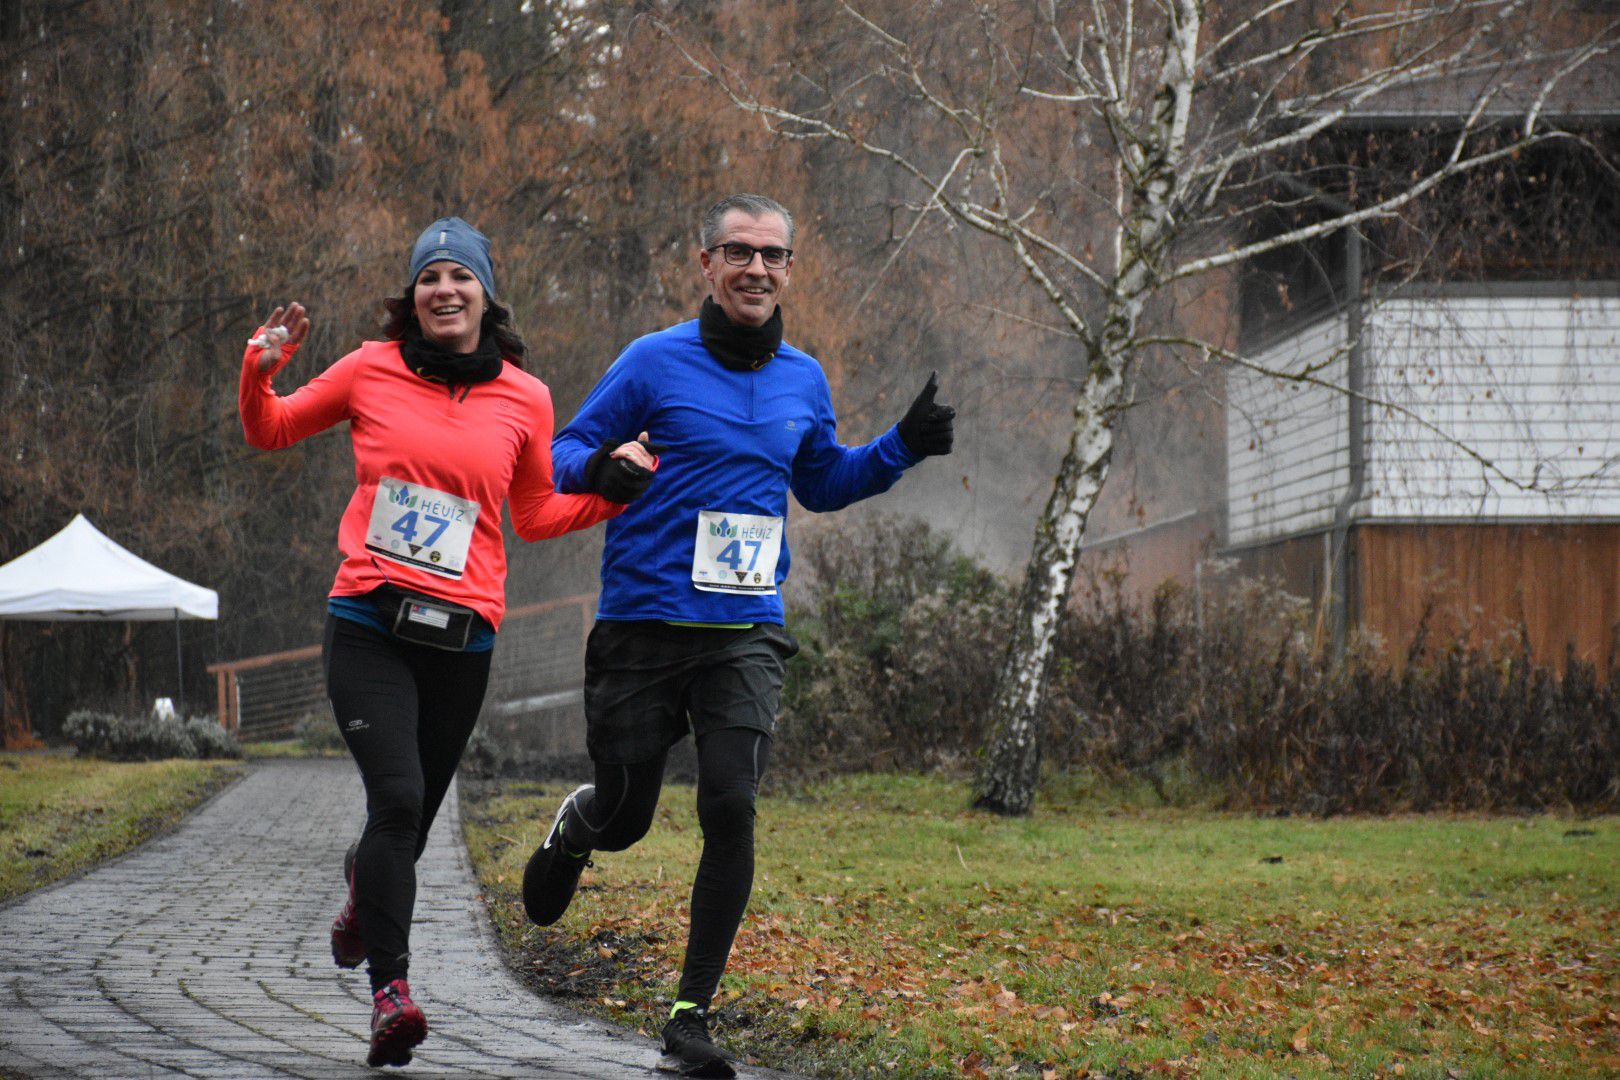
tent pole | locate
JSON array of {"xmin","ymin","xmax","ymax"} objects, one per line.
[{"xmin": 174, "ymin": 609, "xmax": 184, "ymax": 717}]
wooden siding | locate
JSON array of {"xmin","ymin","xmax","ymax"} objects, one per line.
[
  {"xmin": 1225, "ymin": 317, "xmax": 1349, "ymax": 545},
  {"xmin": 1224, "ymin": 532, "xmax": 1329, "ymax": 611},
  {"xmin": 1363, "ymin": 294, "xmax": 1620, "ymax": 519},
  {"xmin": 1357, "ymin": 523, "xmax": 1620, "ymax": 669}
]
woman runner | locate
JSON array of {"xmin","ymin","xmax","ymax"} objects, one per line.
[{"xmin": 238, "ymin": 217, "xmax": 658, "ymax": 1068}]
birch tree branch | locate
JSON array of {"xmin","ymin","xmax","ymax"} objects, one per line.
[{"xmin": 1171, "ymin": 132, "xmax": 1564, "ymax": 281}]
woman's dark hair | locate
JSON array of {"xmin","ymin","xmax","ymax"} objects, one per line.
[{"xmin": 382, "ymin": 291, "xmax": 527, "ymax": 367}]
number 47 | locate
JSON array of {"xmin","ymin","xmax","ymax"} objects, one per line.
[
  {"xmin": 715, "ymin": 539, "xmax": 762, "ymax": 572},
  {"xmin": 391, "ymin": 510, "xmax": 450, "ymax": 547}
]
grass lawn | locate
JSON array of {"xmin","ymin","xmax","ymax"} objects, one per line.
[
  {"xmin": 463, "ymin": 773, "xmax": 1618, "ymax": 1079},
  {"xmin": 0, "ymin": 751, "xmax": 242, "ymax": 902},
  {"xmin": 239, "ymin": 738, "xmax": 345, "ymax": 759}
]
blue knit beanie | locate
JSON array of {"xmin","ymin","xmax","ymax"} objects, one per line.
[{"xmin": 408, "ymin": 217, "xmax": 497, "ymax": 300}]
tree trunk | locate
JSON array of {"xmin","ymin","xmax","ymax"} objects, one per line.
[
  {"xmin": 974, "ymin": 345, "xmax": 1123, "ymax": 815},
  {"xmin": 974, "ymin": 1, "xmax": 1196, "ymax": 815}
]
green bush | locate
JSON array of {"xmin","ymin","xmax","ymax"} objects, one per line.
[
  {"xmin": 184, "ymin": 716, "xmax": 243, "ymax": 760},
  {"xmin": 295, "ymin": 711, "xmax": 344, "ymax": 753},
  {"xmin": 63, "ymin": 709, "xmax": 241, "ymax": 762},
  {"xmin": 777, "ymin": 516, "xmax": 1010, "ymax": 778}
]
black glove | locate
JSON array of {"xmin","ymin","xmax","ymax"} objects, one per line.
[
  {"xmin": 584, "ymin": 438, "xmax": 665, "ymax": 504},
  {"xmin": 896, "ymin": 371, "xmax": 955, "ymax": 458}
]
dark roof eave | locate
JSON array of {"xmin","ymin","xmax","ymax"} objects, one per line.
[{"xmin": 1316, "ymin": 110, "xmax": 1620, "ymax": 130}]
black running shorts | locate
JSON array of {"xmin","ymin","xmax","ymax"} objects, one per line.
[{"xmin": 582, "ymin": 620, "xmax": 798, "ymax": 764}]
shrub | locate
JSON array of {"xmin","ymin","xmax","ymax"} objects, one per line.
[
  {"xmin": 295, "ymin": 711, "xmax": 345, "ymax": 753},
  {"xmin": 62, "ymin": 708, "xmax": 241, "ymax": 761},
  {"xmin": 184, "ymin": 716, "xmax": 243, "ymax": 760},
  {"xmin": 777, "ymin": 518, "xmax": 1620, "ymax": 813},
  {"xmin": 1044, "ymin": 564, "xmax": 1321, "ymax": 802},
  {"xmin": 61, "ymin": 710, "xmax": 123, "ymax": 756},
  {"xmin": 1195, "ymin": 628, "xmax": 1620, "ymax": 813},
  {"xmin": 776, "ymin": 516, "xmax": 1011, "ymax": 778}
]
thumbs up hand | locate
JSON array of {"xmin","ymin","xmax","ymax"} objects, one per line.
[{"xmin": 896, "ymin": 371, "xmax": 955, "ymax": 458}]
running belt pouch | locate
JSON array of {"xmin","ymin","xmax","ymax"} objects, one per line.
[{"xmin": 382, "ymin": 587, "xmax": 477, "ymax": 651}]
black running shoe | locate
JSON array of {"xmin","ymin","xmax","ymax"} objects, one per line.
[
  {"xmin": 522, "ymin": 784, "xmax": 594, "ymax": 926},
  {"xmin": 331, "ymin": 840, "xmax": 364, "ymax": 968},
  {"xmin": 658, "ymin": 1008, "xmax": 736, "ymax": 1078}
]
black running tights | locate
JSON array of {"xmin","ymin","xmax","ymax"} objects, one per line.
[
  {"xmin": 563, "ymin": 728, "xmax": 771, "ymax": 1010},
  {"xmin": 323, "ymin": 615, "xmax": 492, "ymax": 991}
]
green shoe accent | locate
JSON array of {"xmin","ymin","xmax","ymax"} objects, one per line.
[
  {"xmin": 556, "ymin": 818, "xmax": 582, "ymax": 857},
  {"xmin": 670, "ymin": 1000, "xmax": 702, "ymax": 1019}
]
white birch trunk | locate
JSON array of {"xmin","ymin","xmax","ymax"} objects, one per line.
[
  {"xmin": 973, "ymin": 0, "xmax": 1198, "ymax": 815},
  {"xmin": 973, "ymin": 345, "xmax": 1124, "ymax": 815}
]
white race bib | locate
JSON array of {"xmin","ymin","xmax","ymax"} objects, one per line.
[
  {"xmin": 691, "ymin": 511, "xmax": 782, "ymax": 595},
  {"xmin": 365, "ymin": 477, "xmax": 479, "ymax": 579}
]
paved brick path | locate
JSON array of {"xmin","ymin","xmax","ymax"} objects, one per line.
[{"xmin": 0, "ymin": 759, "xmax": 800, "ymax": 1079}]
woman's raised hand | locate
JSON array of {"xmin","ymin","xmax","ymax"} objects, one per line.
[{"xmin": 252, "ymin": 303, "xmax": 312, "ymax": 374}]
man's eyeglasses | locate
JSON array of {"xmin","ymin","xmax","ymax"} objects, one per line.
[{"xmin": 707, "ymin": 242, "xmax": 793, "ymax": 270}]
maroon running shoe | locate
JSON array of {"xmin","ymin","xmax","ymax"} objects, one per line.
[
  {"xmin": 367, "ymin": 978, "xmax": 427, "ymax": 1068},
  {"xmin": 331, "ymin": 841, "xmax": 364, "ymax": 968}
]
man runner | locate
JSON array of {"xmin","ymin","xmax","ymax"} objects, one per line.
[{"xmin": 523, "ymin": 193, "xmax": 955, "ymax": 1078}]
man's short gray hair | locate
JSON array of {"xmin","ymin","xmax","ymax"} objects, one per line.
[{"xmin": 700, "ymin": 194, "xmax": 796, "ymax": 250}]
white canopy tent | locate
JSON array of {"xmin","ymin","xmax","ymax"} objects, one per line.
[{"xmin": 0, "ymin": 515, "xmax": 218, "ymax": 728}]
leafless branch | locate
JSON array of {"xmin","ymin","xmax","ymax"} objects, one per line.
[
  {"xmin": 1140, "ymin": 333, "xmax": 1575, "ymax": 494},
  {"xmin": 988, "ymin": 145, "xmax": 1097, "ymax": 344},
  {"xmin": 1523, "ymin": 33, "xmax": 1620, "ymax": 135},
  {"xmin": 852, "ymin": 144, "xmax": 979, "ymax": 315},
  {"xmin": 1172, "ymin": 131, "xmax": 1566, "ymax": 281}
]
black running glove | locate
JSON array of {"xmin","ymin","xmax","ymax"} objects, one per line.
[
  {"xmin": 896, "ymin": 371, "xmax": 956, "ymax": 458},
  {"xmin": 584, "ymin": 439, "xmax": 665, "ymax": 504}
]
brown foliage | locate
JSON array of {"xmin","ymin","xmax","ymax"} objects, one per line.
[
  {"xmin": 778, "ymin": 518, "xmax": 1620, "ymax": 813},
  {"xmin": 0, "ymin": 1, "xmax": 927, "ymax": 733}
]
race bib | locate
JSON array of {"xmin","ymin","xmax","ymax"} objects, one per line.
[
  {"xmin": 691, "ymin": 511, "xmax": 782, "ymax": 594},
  {"xmin": 365, "ymin": 477, "xmax": 479, "ymax": 579}
]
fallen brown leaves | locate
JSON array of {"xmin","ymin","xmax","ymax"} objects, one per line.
[
  {"xmin": 466, "ymin": 782, "xmax": 1620, "ymax": 1077},
  {"xmin": 717, "ymin": 897, "xmax": 1620, "ymax": 1075}
]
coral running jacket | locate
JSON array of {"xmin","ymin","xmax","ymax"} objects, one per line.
[{"xmin": 240, "ymin": 338, "xmax": 620, "ymax": 630}]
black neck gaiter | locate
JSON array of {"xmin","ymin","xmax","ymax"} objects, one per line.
[
  {"xmin": 698, "ymin": 297, "xmax": 783, "ymax": 371},
  {"xmin": 399, "ymin": 324, "xmax": 504, "ymax": 387}
]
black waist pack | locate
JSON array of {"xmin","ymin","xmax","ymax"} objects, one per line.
[{"xmin": 377, "ymin": 586, "xmax": 479, "ymax": 651}]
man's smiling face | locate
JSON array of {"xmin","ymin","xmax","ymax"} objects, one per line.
[{"xmin": 699, "ymin": 210, "xmax": 793, "ymax": 327}]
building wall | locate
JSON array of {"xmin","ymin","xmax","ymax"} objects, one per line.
[
  {"xmin": 1075, "ymin": 510, "xmax": 1219, "ymax": 606},
  {"xmin": 1227, "ymin": 289, "xmax": 1620, "ymax": 545},
  {"xmin": 1223, "ymin": 287, "xmax": 1620, "ymax": 669},
  {"xmin": 1223, "ymin": 530, "xmax": 1328, "ymax": 610},
  {"xmin": 1363, "ymin": 290, "xmax": 1620, "ymax": 520},
  {"xmin": 1357, "ymin": 523, "xmax": 1620, "ymax": 670},
  {"xmin": 1225, "ymin": 316, "xmax": 1349, "ymax": 546}
]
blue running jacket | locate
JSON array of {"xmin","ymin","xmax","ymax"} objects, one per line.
[{"xmin": 553, "ymin": 319, "xmax": 917, "ymax": 624}]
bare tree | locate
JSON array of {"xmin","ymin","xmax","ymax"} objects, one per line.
[
  {"xmin": 0, "ymin": 0, "xmax": 885, "ymax": 737},
  {"xmin": 662, "ymin": 0, "xmax": 1620, "ymax": 813}
]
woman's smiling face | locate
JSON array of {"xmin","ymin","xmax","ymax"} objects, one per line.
[{"xmin": 413, "ymin": 261, "xmax": 485, "ymax": 352}]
